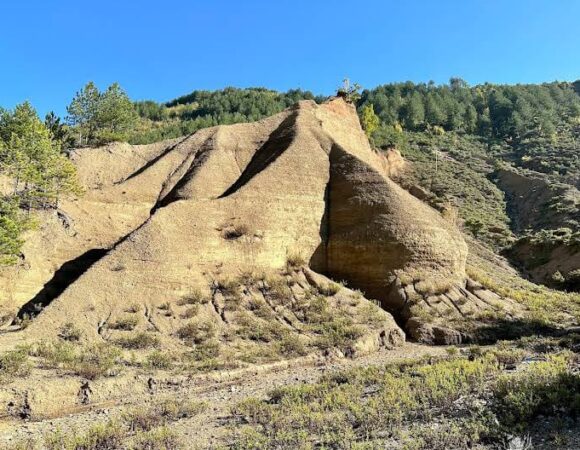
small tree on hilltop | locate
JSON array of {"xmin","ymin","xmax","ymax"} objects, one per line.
[{"xmin": 337, "ymin": 78, "xmax": 361, "ymax": 104}]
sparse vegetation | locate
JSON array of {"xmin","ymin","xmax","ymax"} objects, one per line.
[
  {"xmin": 0, "ymin": 347, "xmax": 31, "ymax": 381},
  {"xmin": 31, "ymin": 341, "xmax": 122, "ymax": 379},
  {"xmin": 146, "ymin": 350, "xmax": 173, "ymax": 369},
  {"xmin": 286, "ymin": 252, "xmax": 306, "ymax": 270},
  {"xmin": 109, "ymin": 315, "xmax": 139, "ymax": 331},
  {"xmin": 177, "ymin": 320, "xmax": 216, "ymax": 345},
  {"xmin": 114, "ymin": 332, "xmax": 160, "ymax": 350},
  {"xmin": 229, "ymin": 349, "xmax": 579, "ymax": 449},
  {"xmin": 221, "ymin": 223, "xmax": 249, "ymax": 240},
  {"xmin": 58, "ymin": 322, "xmax": 83, "ymax": 341},
  {"xmin": 44, "ymin": 420, "xmax": 125, "ymax": 450},
  {"xmin": 124, "ymin": 398, "xmax": 207, "ymax": 432},
  {"xmin": 177, "ymin": 290, "xmax": 208, "ymax": 306}
]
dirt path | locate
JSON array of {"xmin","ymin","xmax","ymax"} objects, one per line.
[{"xmin": 0, "ymin": 343, "xmax": 447, "ymax": 447}]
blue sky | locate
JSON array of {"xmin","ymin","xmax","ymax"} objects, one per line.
[{"xmin": 1, "ymin": 0, "xmax": 579, "ymax": 117}]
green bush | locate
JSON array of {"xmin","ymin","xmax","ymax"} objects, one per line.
[{"xmin": 114, "ymin": 332, "xmax": 160, "ymax": 350}]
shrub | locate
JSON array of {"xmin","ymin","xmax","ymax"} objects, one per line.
[
  {"xmin": 58, "ymin": 322, "xmax": 83, "ymax": 341},
  {"xmin": 177, "ymin": 320, "xmax": 216, "ymax": 345},
  {"xmin": 235, "ymin": 314, "xmax": 286, "ymax": 343},
  {"xmin": 215, "ymin": 277, "xmax": 239, "ymax": 296},
  {"xmin": 315, "ymin": 322, "xmax": 364, "ymax": 351},
  {"xmin": 44, "ymin": 420, "xmax": 125, "ymax": 450},
  {"xmin": 125, "ymin": 303, "xmax": 141, "ymax": 313},
  {"xmin": 286, "ymin": 253, "xmax": 306, "ymax": 270},
  {"xmin": 132, "ymin": 427, "xmax": 181, "ymax": 450},
  {"xmin": 177, "ymin": 290, "xmax": 208, "ymax": 306},
  {"xmin": 114, "ymin": 332, "xmax": 160, "ymax": 350},
  {"xmin": 180, "ymin": 306, "xmax": 198, "ymax": 319},
  {"xmin": 0, "ymin": 347, "xmax": 31, "ymax": 381},
  {"xmin": 277, "ymin": 335, "xmax": 308, "ymax": 357},
  {"xmin": 34, "ymin": 341, "xmax": 122, "ymax": 379},
  {"xmin": 186, "ymin": 340, "xmax": 220, "ymax": 362},
  {"xmin": 493, "ymin": 354, "xmax": 580, "ymax": 428},
  {"xmin": 222, "ymin": 223, "xmax": 249, "ymax": 240},
  {"xmin": 146, "ymin": 351, "xmax": 173, "ymax": 369},
  {"xmin": 317, "ymin": 282, "xmax": 341, "ymax": 296},
  {"xmin": 125, "ymin": 399, "xmax": 207, "ymax": 431},
  {"xmin": 109, "ymin": 315, "xmax": 139, "ymax": 331}
]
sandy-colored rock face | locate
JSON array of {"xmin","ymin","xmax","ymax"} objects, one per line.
[{"xmin": 0, "ymin": 98, "xmax": 482, "ymax": 344}]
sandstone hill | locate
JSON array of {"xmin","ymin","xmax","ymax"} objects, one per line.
[{"xmin": 0, "ymin": 98, "xmax": 519, "ymax": 355}]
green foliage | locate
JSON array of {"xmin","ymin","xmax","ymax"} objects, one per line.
[
  {"xmin": 337, "ymin": 79, "xmax": 361, "ymax": 103},
  {"xmin": 131, "ymin": 427, "xmax": 181, "ymax": 450},
  {"xmin": 177, "ymin": 320, "xmax": 216, "ymax": 345},
  {"xmin": 44, "ymin": 420, "xmax": 125, "ymax": 450},
  {"xmin": 32, "ymin": 341, "xmax": 122, "ymax": 379},
  {"xmin": 229, "ymin": 351, "xmax": 578, "ymax": 449},
  {"xmin": 114, "ymin": 332, "xmax": 160, "ymax": 349},
  {"xmin": 44, "ymin": 111, "xmax": 74, "ymax": 150},
  {"xmin": 124, "ymin": 398, "xmax": 206, "ymax": 432},
  {"xmin": 359, "ymin": 79, "xmax": 580, "ymax": 139},
  {"xmin": 387, "ymin": 131, "xmax": 513, "ymax": 247},
  {"xmin": 58, "ymin": 322, "xmax": 83, "ymax": 341},
  {"xmin": 0, "ymin": 347, "xmax": 31, "ymax": 382},
  {"xmin": 493, "ymin": 353, "xmax": 580, "ymax": 429},
  {"xmin": 0, "ymin": 102, "xmax": 81, "ymax": 208},
  {"xmin": 0, "ymin": 197, "xmax": 29, "ymax": 265},
  {"xmin": 0, "ymin": 102, "xmax": 81, "ymax": 265},
  {"xmin": 67, "ymin": 81, "xmax": 137, "ymax": 145},
  {"xmin": 129, "ymin": 87, "xmax": 325, "ymax": 144},
  {"xmin": 109, "ymin": 315, "xmax": 139, "ymax": 331},
  {"xmin": 360, "ymin": 103, "xmax": 379, "ymax": 137},
  {"xmin": 66, "ymin": 81, "xmax": 101, "ymax": 145}
]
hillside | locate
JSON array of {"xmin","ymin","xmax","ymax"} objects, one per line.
[
  {"xmin": 131, "ymin": 81, "xmax": 580, "ymax": 289},
  {"xmin": 0, "ymin": 92, "xmax": 579, "ymax": 450}
]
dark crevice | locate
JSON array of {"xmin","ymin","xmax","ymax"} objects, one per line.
[
  {"xmin": 218, "ymin": 112, "xmax": 297, "ymax": 198},
  {"xmin": 16, "ymin": 249, "xmax": 107, "ymax": 320},
  {"xmin": 97, "ymin": 312, "xmax": 112, "ymax": 338},
  {"xmin": 152, "ymin": 134, "xmax": 216, "ymax": 212},
  {"xmin": 115, "ymin": 135, "xmax": 191, "ymax": 185},
  {"xmin": 15, "ymin": 212, "xmax": 157, "ymax": 324}
]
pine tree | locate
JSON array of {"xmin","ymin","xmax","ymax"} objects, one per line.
[
  {"xmin": 67, "ymin": 82, "xmax": 137, "ymax": 145},
  {"xmin": 0, "ymin": 197, "xmax": 28, "ymax": 265},
  {"xmin": 1, "ymin": 102, "xmax": 81, "ymax": 208},
  {"xmin": 66, "ymin": 81, "xmax": 101, "ymax": 145},
  {"xmin": 402, "ymin": 92, "xmax": 425, "ymax": 130},
  {"xmin": 95, "ymin": 82, "xmax": 137, "ymax": 142}
]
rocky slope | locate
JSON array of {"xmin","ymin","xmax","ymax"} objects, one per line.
[
  {"xmin": 495, "ymin": 167, "xmax": 580, "ymax": 288},
  {"xmin": 0, "ymin": 98, "xmax": 518, "ymax": 351}
]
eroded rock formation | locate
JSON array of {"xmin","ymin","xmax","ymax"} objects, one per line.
[{"xmin": 0, "ymin": 98, "xmax": 513, "ymax": 346}]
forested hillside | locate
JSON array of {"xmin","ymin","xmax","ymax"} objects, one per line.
[
  {"xmin": 357, "ymin": 79, "xmax": 580, "ymax": 288},
  {"xmin": 130, "ymin": 87, "xmax": 325, "ymax": 144},
  {"xmin": 2, "ymin": 79, "xmax": 580, "ymax": 289}
]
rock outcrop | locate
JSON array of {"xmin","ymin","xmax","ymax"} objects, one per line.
[{"xmin": 0, "ymin": 98, "xmax": 512, "ymax": 347}]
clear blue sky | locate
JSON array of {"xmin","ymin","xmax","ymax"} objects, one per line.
[{"xmin": 1, "ymin": 0, "xmax": 579, "ymax": 117}]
